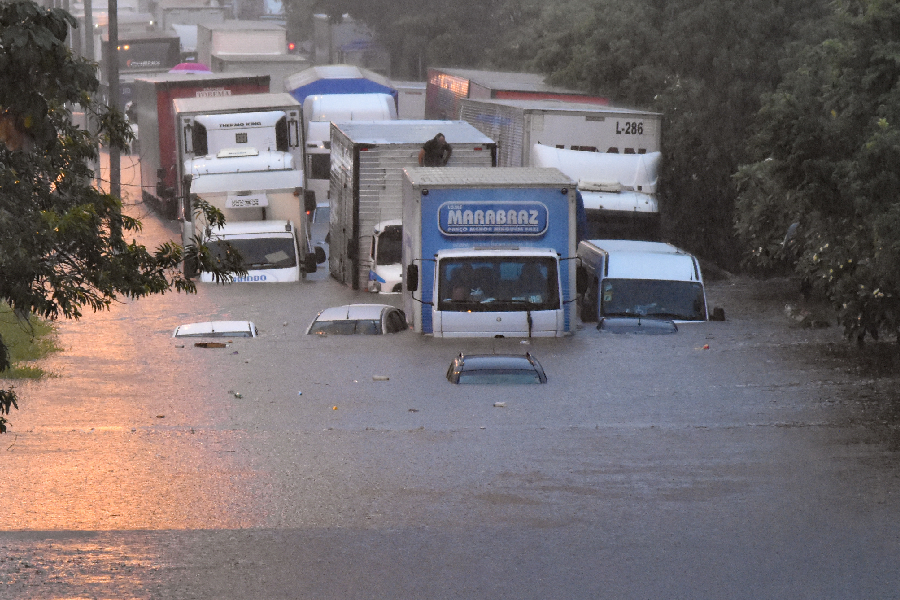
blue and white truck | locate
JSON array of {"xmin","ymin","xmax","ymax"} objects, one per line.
[{"xmin": 402, "ymin": 167, "xmax": 578, "ymax": 337}]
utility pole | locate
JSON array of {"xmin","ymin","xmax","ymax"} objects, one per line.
[
  {"xmin": 107, "ymin": 0, "xmax": 120, "ymax": 199},
  {"xmin": 84, "ymin": 0, "xmax": 94, "ymax": 62}
]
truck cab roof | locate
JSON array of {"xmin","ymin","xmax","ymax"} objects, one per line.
[
  {"xmin": 579, "ymin": 239, "xmax": 701, "ymax": 282},
  {"xmin": 211, "ymin": 220, "xmax": 295, "ymax": 237}
]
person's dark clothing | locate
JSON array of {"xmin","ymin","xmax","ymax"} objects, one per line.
[{"xmin": 420, "ymin": 134, "xmax": 452, "ymax": 166}]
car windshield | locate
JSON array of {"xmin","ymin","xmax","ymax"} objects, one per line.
[
  {"xmin": 375, "ymin": 227, "xmax": 402, "ymax": 265},
  {"xmin": 308, "ymin": 319, "xmax": 382, "ymax": 335},
  {"xmin": 438, "ymin": 257, "xmax": 559, "ymax": 312},
  {"xmin": 208, "ymin": 236, "xmax": 296, "ymax": 270},
  {"xmin": 600, "ymin": 278, "xmax": 706, "ymax": 320},
  {"xmin": 456, "ymin": 370, "xmax": 544, "ymax": 384}
]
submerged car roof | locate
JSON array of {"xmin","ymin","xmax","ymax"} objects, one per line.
[
  {"xmin": 172, "ymin": 321, "xmax": 258, "ymax": 337},
  {"xmin": 583, "ymin": 239, "xmax": 702, "ymax": 282},
  {"xmin": 315, "ymin": 304, "xmax": 393, "ymax": 321}
]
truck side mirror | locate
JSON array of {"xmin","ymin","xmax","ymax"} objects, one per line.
[
  {"xmin": 406, "ymin": 264, "xmax": 419, "ymax": 292},
  {"xmin": 576, "ymin": 265, "xmax": 588, "ymax": 295},
  {"xmin": 314, "ymin": 245, "xmax": 326, "ymax": 264}
]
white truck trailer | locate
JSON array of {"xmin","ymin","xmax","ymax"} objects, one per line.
[
  {"xmin": 402, "ymin": 167, "xmax": 579, "ymax": 338},
  {"xmin": 532, "ymin": 144, "xmax": 662, "ymax": 240},
  {"xmin": 302, "ymin": 93, "xmax": 398, "ymax": 207},
  {"xmin": 328, "ymin": 120, "xmax": 497, "ymax": 291},
  {"xmin": 458, "ymin": 98, "xmax": 662, "ymax": 165}
]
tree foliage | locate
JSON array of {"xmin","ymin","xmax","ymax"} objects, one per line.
[
  {"xmin": 0, "ymin": 0, "xmax": 243, "ymax": 432},
  {"xmin": 735, "ymin": 0, "xmax": 900, "ymax": 341}
]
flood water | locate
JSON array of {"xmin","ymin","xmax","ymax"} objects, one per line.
[{"xmin": 1, "ymin": 155, "xmax": 899, "ymax": 599}]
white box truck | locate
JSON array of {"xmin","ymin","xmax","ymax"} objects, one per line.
[
  {"xmin": 302, "ymin": 93, "xmax": 398, "ymax": 207},
  {"xmin": 184, "ymin": 156, "xmax": 324, "ymax": 282},
  {"xmin": 402, "ymin": 167, "xmax": 579, "ymax": 338},
  {"xmin": 328, "ymin": 120, "xmax": 497, "ymax": 291}
]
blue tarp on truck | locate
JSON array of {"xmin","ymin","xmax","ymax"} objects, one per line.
[{"xmin": 284, "ymin": 64, "xmax": 398, "ymax": 106}]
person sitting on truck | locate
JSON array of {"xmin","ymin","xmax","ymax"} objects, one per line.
[{"xmin": 418, "ymin": 133, "xmax": 452, "ymax": 167}]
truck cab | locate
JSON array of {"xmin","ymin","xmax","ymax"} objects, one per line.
[
  {"xmin": 576, "ymin": 239, "xmax": 708, "ymax": 323},
  {"xmin": 431, "ymin": 247, "xmax": 564, "ymax": 337},
  {"xmin": 367, "ymin": 219, "xmax": 403, "ymax": 293},
  {"xmin": 201, "ymin": 220, "xmax": 309, "ymax": 283}
]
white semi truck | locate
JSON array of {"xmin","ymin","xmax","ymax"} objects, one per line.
[
  {"xmin": 174, "ymin": 93, "xmax": 303, "ymax": 208},
  {"xmin": 175, "ymin": 93, "xmax": 324, "ymax": 281},
  {"xmin": 402, "ymin": 167, "xmax": 579, "ymax": 338},
  {"xmin": 301, "ymin": 93, "xmax": 398, "ymax": 207},
  {"xmin": 458, "ymin": 98, "xmax": 661, "ymax": 165}
]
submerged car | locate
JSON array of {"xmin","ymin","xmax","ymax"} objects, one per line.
[
  {"xmin": 446, "ymin": 353, "xmax": 548, "ymax": 384},
  {"xmin": 306, "ymin": 304, "xmax": 408, "ymax": 335},
  {"xmin": 173, "ymin": 321, "xmax": 258, "ymax": 338}
]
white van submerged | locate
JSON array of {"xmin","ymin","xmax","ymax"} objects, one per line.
[{"xmin": 576, "ymin": 239, "xmax": 709, "ymax": 325}]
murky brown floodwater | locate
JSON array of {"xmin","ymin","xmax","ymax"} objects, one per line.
[{"xmin": 1, "ymin": 154, "xmax": 899, "ymax": 599}]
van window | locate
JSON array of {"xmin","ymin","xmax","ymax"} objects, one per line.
[{"xmin": 600, "ymin": 279, "xmax": 705, "ymax": 321}]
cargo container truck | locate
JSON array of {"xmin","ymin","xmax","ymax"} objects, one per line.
[
  {"xmin": 425, "ymin": 67, "xmax": 609, "ymax": 121},
  {"xmin": 173, "ymin": 92, "xmax": 303, "ymax": 208},
  {"xmin": 459, "ymin": 98, "xmax": 662, "ymax": 164},
  {"xmin": 328, "ymin": 120, "xmax": 497, "ymax": 291},
  {"xmin": 402, "ymin": 167, "xmax": 578, "ymax": 338},
  {"xmin": 132, "ymin": 72, "xmax": 271, "ymax": 219},
  {"xmin": 302, "ymin": 93, "xmax": 397, "ymax": 207},
  {"xmin": 284, "ymin": 64, "xmax": 398, "ymax": 106}
]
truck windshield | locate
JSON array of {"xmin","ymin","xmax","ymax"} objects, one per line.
[
  {"xmin": 438, "ymin": 257, "xmax": 560, "ymax": 312},
  {"xmin": 208, "ymin": 236, "xmax": 297, "ymax": 270},
  {"xmin": 600, "ymin": 279, "xmax": 706, "ymax": 321},
  {"xmin": 375, "ymin": 226, "xmax": 402, "ymax": 265}
]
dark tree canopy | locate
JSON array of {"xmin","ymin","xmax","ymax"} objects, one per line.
[{"xmin": 735, "ymin": 0, "xmax": 900, "ymax": 341}]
